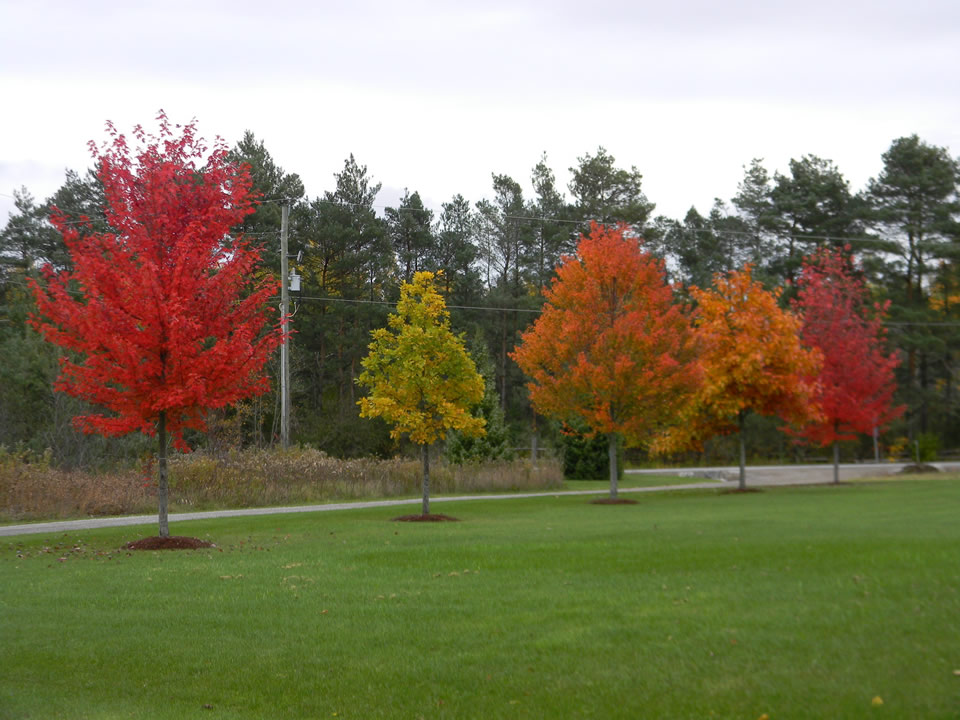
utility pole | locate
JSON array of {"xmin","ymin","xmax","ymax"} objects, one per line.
[{"xmin": 280, "ymin": 203, "xmax": 290, "ymax": 450}]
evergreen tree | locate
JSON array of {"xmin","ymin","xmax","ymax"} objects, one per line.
[
  {"xmin": 428, "ymin": 194, "xmax": 482, "ymax": 308},
  {"xmin": 294, "ymin": 155, "xmax": 394, "ymax": 455},
  {"xmin": 385, "ymin": 189, "xmax": 433, "ymax": 283},
  {"xmin": 446, "ymin": 331, "xmax": 513, "ymax": 463},
  {"xmin": 529, "ymin": 153, "xmax": 572, "ymax": 293},
  {"xmin": 568, "ymin": 147, "xmax": 655, "ymax": 230},
  {"xmin": 768, "ymin": 155, "xmax": 865, "ymax": 282},
  {"xmin": 229, "ymin": 131, "xmax": 305, "ymax": 273},
  {"xmin": 866, "ymin": 135, "xmax": 960, "ymax": 435},
  {"xmin": 731, "ymin": 158, "xmax": 779, "ymax": 275},
  {"xmin": 655, "ymin": 201, "xmax": 747, "ymax": 288}
]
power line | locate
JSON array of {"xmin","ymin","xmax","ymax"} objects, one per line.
[
  {"xmin": 286, "ymin": 294, "xmax": 543, "ymax": 314},
  {"xmin": 8, "ymin": 275, "xmax": 960, "ymax": 328}
]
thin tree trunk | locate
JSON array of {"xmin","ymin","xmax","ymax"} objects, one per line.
[
  {"xmin": 833, "ymin": 439, "xmax": 840, "ymax": 486},
  {"xmin": 738, "ymin": 411, "xmax": 747, "ymax": 491},
  {"xmin": 157, "ymin": 410, "xmax": 170, "ymax": 538},
  {"xmin": 500, "ymin": 309, "xmax": 508, "ymax": 411},
  {"xmin": 608, "ymin": 433, "xmax": 619, "ymax": 499},
  {"xmin": 531, "ymin": 428, "xmax": 539, "ymax": 469},
  {"xmin": 920, "ymin": 352, "xmax": 929, "ymax": 434},
  {"xmin": 421, "ymin": 443, "xmax": 430, "ymax": 516}
]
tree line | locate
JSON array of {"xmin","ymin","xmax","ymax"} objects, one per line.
[{"xmin": 1, "ymin": 127, "xmax": 958, "ymax": 469}]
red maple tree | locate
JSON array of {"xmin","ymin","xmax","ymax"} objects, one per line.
[
  {"xmin": 512, "ymin": 223, "xmax": 700, "ymax": 499},
  {"xmin": 793, "ymin": 247, "xmax": 902, "ymax": 482},
  {"xmin": 29, "ymin": 113, "xmax": 284, "ymax": 536}
]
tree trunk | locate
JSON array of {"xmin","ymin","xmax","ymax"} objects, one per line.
[
  {"xmin": 738, "ymin": 411, "xmax": 747, "ymax": 491},
  {"xmin": 920, "ymin": 352, "xmax": 929, "ymax": 434},
  {"xmin": 421, "ymin": 443, "xmax": 430, "ymax": 516},
  {"xmin": 157, "ymin": 410, "xmax": 170, "ymax": 538},
  {"xmin": 500, "ymin": 309, "xmax": 508, "ymax": 411},
  {"xmin": 833, "ymin": 439, "xmax": 840, "ymax": 485},
  {"xmin": 608, "ymin": 433, "xmax": 619, "ymax": 499}
]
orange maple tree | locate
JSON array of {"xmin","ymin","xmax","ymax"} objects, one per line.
[
  {"xmin": 512, "ymin": 223, "xmax": 700, "ymax": 498},
  {"xmin": 29, "ymin": 113, "xmax": 284, "ymax": 537},
  {"xmin": 655, "ymin": 264, "xmax": 822, "ymax": 489}
]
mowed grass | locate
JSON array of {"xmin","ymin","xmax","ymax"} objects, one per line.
[
  {"xmin": 1, "ymin": 481, "xmax": 959, "ymax": 719},
  {"xmin": 562, "ymin": 473, "xmax": 722, "ymax": 491}
]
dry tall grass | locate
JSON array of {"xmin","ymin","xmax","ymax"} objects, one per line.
[
  {"xmin": 0, "ymin": 449, "xmax": 153, "ymax": 520},
  {"xmin": 0, "ymin": 447, "xmax": 563, "ymax": 521}
]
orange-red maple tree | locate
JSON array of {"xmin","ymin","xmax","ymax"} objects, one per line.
[
  {"xmin": 793, "ymin": 247, "xmax": 902, "ymax": 483},
  {"xmin": 29, "ymin": 113, "xmax": 284, "ymax": 536},
  {"xmin": 512, "ymin": 223, "xmax": 700, "ymax": 498},
  {"xmin": 655, "ymin": 264, "xmax": 821, "ymax": 489}
]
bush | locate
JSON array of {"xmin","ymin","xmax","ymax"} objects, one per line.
[{"xmin": 917, "ymin": 432, "xmax": 940, "ymax": 463}]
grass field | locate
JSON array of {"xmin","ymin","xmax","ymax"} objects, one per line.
[
  {"xmin": 562, "ymin": 473, "xmax": 721, "ymax": 491},
  {"xmin": 1, "ymin": 480, "xmax": 958, "ymax": 719}
]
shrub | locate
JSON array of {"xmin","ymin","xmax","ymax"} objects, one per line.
[
  {"xmin": 916, "ymin": 432, "xmax": 940, "ymax": 463},
  {"xmin": 562, "ymin": 431, "xmax": 619, "ymax": 480}
]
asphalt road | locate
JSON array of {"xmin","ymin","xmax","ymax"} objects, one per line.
[{"xmin": 1, "ymin": 461, "xmax": 953, "ymax": 537}]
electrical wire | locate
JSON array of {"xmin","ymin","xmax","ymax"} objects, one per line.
[{"xmin": 6, "ymin": 275, "xmax": 960, "ymax": 328}]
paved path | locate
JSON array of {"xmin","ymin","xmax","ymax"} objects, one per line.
[
  {"xmin": 2, "ymin": 462, "xmax": 953, "ymax": 537},
  {"xmin": 629, "ymin": 461, "xmax": 960, "ymax": 485}
]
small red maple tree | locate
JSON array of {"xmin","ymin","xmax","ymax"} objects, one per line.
[
  {"xmin": 29, "ymin": 112, "xmax": 284, "ymax": 536},
  {"xmin": 512, "ymin": 223, "xmax": 700, "ymax": 499},
  {"xmin": 792, "ymin": 247, "xmax": 902, "ymax": 482},
  {"xmin": 654, "ymin": 264, "xmax": 822, "ymax": 489}
]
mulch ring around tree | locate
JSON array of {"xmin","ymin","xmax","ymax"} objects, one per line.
[
  {"xmin": 392, "ymin": 514, "xmax": 460, "ymax": 522},
  {"xmin": 898, "ymin": 463, "xmax": 940, "ymax": 474},
  {"xmin": 125, "ymin": 536, "xmax": 216, "ymax": 551},
  {"xmin": 590, "ymin": 497, "xmax": 638, "ymax": 505}
]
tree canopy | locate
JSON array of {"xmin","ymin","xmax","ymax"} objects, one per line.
[
  {"xmin": 656, "ymin": 264, "xmax": 822, "ymax": 488},
  {"xmin": 357, "ymin": 271, "xmax": 485, "ymax": 514},
  {"xmin": 513, "ymin": 223, "xmax": 700, "ymax": 497},
  {"xmin": 29, "ymin": 113, "xmax": 283, "ymax": 534}
]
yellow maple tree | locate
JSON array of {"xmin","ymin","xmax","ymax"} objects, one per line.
[{"xmin": 357, "ymin": 271, "xmax": 485, "ymax": 515}]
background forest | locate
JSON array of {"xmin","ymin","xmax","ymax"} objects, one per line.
[{"xmin": 2, "ymin": 133, "xmax": 958, "ymax": 470}]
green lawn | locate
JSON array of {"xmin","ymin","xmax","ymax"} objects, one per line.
[
  {"xmin": 2, "ymin": 481, "xmax": 958, "ymax": 719},
  {"xmin": 562, "ymin": 473, "xmax": 720, "ymax": 491}
]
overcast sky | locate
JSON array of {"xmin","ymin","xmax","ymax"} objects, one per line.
[{"xmin": 2, "ymin": 0, "xmax": 958, "ymax": 227}]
